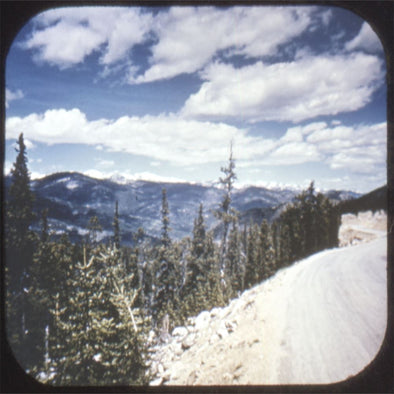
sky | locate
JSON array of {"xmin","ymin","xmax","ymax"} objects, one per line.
[{"xmin": 4, "ymin": 5, "xmax": 387, "ymax": 193}]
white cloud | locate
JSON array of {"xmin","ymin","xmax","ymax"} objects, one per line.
[
  {"xmin": 22, "ymin": 7, "xmax": 153, "ymax": 69},
  {"xmin": 131, "ymin": 6, "xmax": 313, "ymax": 84},
  {"xmin": 6, "ymin": 88, "xmax": 24, "ymax": 108},
  {"xmin": 6, "ymin": 109, "xmax": 386, "ymax": 178},
  {"xmin": 22, "ymin": 6, "xmax": 315, "ymax": 81},
  {"xmin": 181, "ymin": 52, "xmax": 383, "ymax": 123},
  {"xmin": 5, "ymin": 108, "xmax": 265, "ymax": 166},
  {"xmin": 345, "ymin": 22, "xmax": 383, "ymax": 53},
  {"xmin": 305, "ymin": 121, "xmax": 386, "ymax": 174},
  {"xmin": 269, "ymin": 141, "xmax": 323, "ymax": 165},
  {"xmin": 4, "ymin": 161, "xmax": 12, "ymax": 175}
]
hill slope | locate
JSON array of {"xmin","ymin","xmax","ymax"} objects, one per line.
[{"xmin": 149, "ymin": 221, "xmax": 387, "ymax": 385}]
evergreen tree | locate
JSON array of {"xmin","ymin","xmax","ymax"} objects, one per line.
[
  {"xmin": 226, "ymin": 219, "xmax": 243, "ymax": 296},
  {"xmin": 113, "ymin": 200, "xmax": 121, "ymax": 249},
  {"xmin": 214, "ymin": 143, "xmax": 238, "ymax": 283},
  {"xmin": 134, "ymin": 228, "xmax": 154, "ymax": 313},
  {"xmin": 160, "ymin": 188, "xmax": 171, "ymax": 249},
  {"xmin": 244, "ymin": 223, "xmax": 260, "ymax": 289},
  {"xmin": 204, "ymin": 231, "xmax": 225, "ymax": 308},
  {"xmin": 87, "ymin": 215, "xmax": 102, "ymax": 247},
  {"xmin": 182, "ymin": 204, "xmax": 209, "ymax": 317},
  {"xmin": 48, "ymin": 245, "xmax": 149, "ymax": 385},
  {"xmin": 5, "ymin": 133, "xmax": 36, "ymax": 370},
  {"xmin": 152, "ymin": 188, "xmax": 179, "ymax": 328},
  {"xmin": 276, "ymin": 182, "xmax": 340, "ymax": 267},
  {"xmin": 259, "ymin": 220, "xmax": 275, "ymax": 280},
  {"xmin": 29, "ymin": 233, "xmax": 75, "ymax": 380}
]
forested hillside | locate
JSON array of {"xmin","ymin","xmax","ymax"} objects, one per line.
[{"xmin": 4, "ymin": 134, "xmax": 357, "ymax": 385}]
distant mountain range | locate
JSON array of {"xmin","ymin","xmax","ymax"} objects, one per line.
[{"xmin": 4, "ymin": 172, "xmax": 367, "ymax": 245}]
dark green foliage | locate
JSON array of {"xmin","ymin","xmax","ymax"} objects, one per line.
[
  {"xmin": 203, "ymin": 231, "xmax": 225, "ymax": 309},
  {"xmin": 275, "ymin": 182, "xmax": 340, "ymax": 268},
  {"xmin": 28, "ymin": 231, "xmax": 75, "ymax": 375},
  {"xmin": 181, "ymin": 204, "xmax": 210, "ymax": 317},
  {"xmin": 338, "ymin": 185, "xmax": 387, "ymax": 214},
  {"xmin": 113, "ymin": 200, "xmax": 121, "ymax": 249},
  {"xmin": 226, "ymin": 219, "xmax": 243, "ymax": 295},
  {"xmin": 243, "ymin": 223, "xmax": 261, "ymax": 289},
  {"xmin": 5, "ymin": 133, "xmax": 37, "ymax": 370},
  {"xmin": 48, "ymin": 245, "xmax": 149, "ymax": 385},
  {"xmin": 152, "ymin": 188, "xmax": 181, "ymax": 328},
  {"xmin": 160, "ymin": 188, "xmax": 171, "ymax": 248},
  {"xmin": 214, "ymin": 143, "xmax": 238, "ymax": 277},
  {"xmin": 259, "ymin": 220, "xmax": 275, "ymax": 280},
  {"xmin": 87, "ymin": 216, "xmax": 102, "ymax": 246}
]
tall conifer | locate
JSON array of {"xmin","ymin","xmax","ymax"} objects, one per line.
[
  {"xmin": 5, "ymin": 133, "xmax": 36, "ymax": 369},
  {"xmin": 214, "ymin": 143, "xmax": 238, "ymax": 282}
]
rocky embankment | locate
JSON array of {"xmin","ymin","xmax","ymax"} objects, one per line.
[{"xmin": 148, "ymin": 287, "xmax": 265, "ymax": 386}]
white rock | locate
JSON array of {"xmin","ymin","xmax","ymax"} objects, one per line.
[
  {"xmin": 172, "ymin": 326, "xmax": 188, "ymax": 338},
  {"xmin": 150, "ymin": 377, "xmax": 163, "ymax": 386},
  {"xmin": 182, "ymin": 333, "xmax": 196, "ymax": 349},
  {"xmin": 169, "ymin": 341, "xmax": 182, "ymax": 355}
]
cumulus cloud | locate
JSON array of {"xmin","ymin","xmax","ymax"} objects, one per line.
[
  {"xmin": 6, "ymin": 109, "xmax": 386, "ymax": 176},
  {"xmin": 22, "ymin": 7, "xmax": 153, "ymax": 69},
  {"xmin": 345, "ymin": 22, "xmax": 383, "ymax": 53},
  {"xmin": 5, "ymin": 108, "xmax": 266, "ymax": 166},
  {"xmin": 21, "ymin": 6, "xmax": 317, "ymax": 80},
  {"xmin": 307, "ymin": 122, "xmax": 386, "ymax": 174},
  {"xmin": 130, "ymin": 6, "xmax": 313, "ymax": 83},
  {"xmin": 181, "ymin": 52, "xmax": 383, "ymax": 123},
  {"xmin": 6, "ymin": 88, "xmax": 24, "ymax": 108}
]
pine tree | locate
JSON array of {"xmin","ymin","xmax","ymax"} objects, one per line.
[
  {"xmin": 226, "ymin": 219, "xmax": 243, "ymax": 296},
  {"xmin": 48, "ymin": 245, "xmax": 149, "ymax": 385},
  {"xmin": 113, "ymin": 200, "xmax": 121, "ymax": 249},
  {"xmin": 30, "ymin": 233, "xmax": 75, "ymax": 380},
  {"xmin": 244, "ymin": 223, "xmax": 260, "ymax": 289},
  {"xmin": 134, "ymin": 228, "xmax": 154, "ymax": 313},
  {"xmin": 259, "ymin": 220, "xmax": 275, "ymax": 280},
  {"xmin": 27, "ymin": 210, "xmax": 52, "ymax": 374},
  {"xmin": 182, "ymin": 204, "xmax": 209, "ymax": 317},
  {"xmin": 160, "ymin": 188, "xmax": 171, "ymax": 249},
  {"xmin": 5, "ymin": 133, "xmax": 36, "ymax": 370},
  {"xmin": 276, "ymin": 182, "xmax": 340, "ymax": 267},
  {"xmin": 152, "ymin": 188, "xmax": 179, "ymax": 328},
  {"xmin": 214, "ymin": 143, "xmax": 238, "ymax": 284},
  {"xmin": 204, "ymin": 231, "xmax": 225, "ymax": 308},
  {"xmin": 87, "ymin": 215, "xmax": 102, "ymax": 247}
]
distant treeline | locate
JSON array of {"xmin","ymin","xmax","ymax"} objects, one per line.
[{"xmin": 338, "ymin": 185, "xmax": 387, "ymax": 215}]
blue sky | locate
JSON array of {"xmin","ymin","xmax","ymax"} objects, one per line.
[{"xmin": 5, "ymin": 5, "xmax": 386, "ymax": 193}]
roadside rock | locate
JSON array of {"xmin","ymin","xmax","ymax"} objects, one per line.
[
  {"xmin": 172, "ymin": 326, "xmax": 188, "ymax": 338},
  {"xmin": 182, "ymin": 332, "xmax": 196, "ymax": 349}
]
